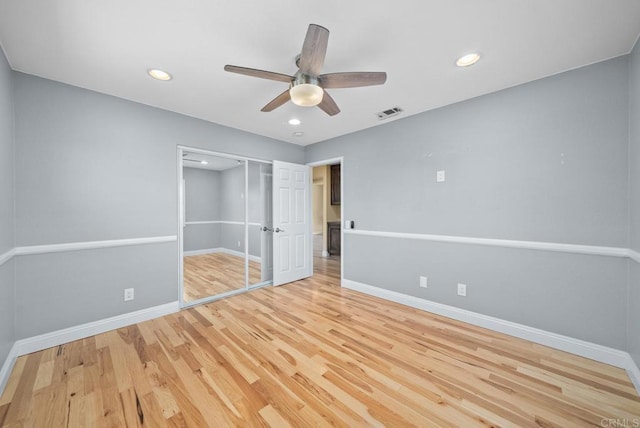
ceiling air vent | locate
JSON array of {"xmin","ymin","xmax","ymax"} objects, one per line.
[{"xmin": 376, "ymin": 106, "xmax": 403, "ymax": 120}]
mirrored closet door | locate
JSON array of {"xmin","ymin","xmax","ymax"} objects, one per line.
[
  {"xmin": 248, "ymin": 161, "xmax": 273, "ymax": 288},
  {"xmin": 179, "ymin": 148, "xmax": 273, "ymax": 306}
]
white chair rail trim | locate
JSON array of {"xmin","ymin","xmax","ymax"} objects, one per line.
[
  {"xmin": 2, "ymin": 232, "xmax": 638, "ymax": 263},
  {"xmin": 345, "ymin": 229, "xmax": 630, "ymax": 259},
  {"xmin": 13, "ymin": 235, "xmax": 177, "ymax": 256},
  {"xmin": 0, "ymin": 248, "xmax": 15, "ymax": 266},
  {"xmin": 185, "ymin": 220, "xmax": 260, "ymax": 226}
]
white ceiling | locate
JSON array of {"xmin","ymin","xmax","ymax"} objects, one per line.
[{"xmin": 1, "ymin": 1, "xmax": 639, "ymax": 146}]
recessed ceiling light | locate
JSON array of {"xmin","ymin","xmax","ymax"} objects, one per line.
[
  {"xmin": 456, "ymin": 53, "xmax": 481, "ymax": 67},
  {"xmin": 200, "ymin": 160, "xmax": 209, "ymax": 165},
  {"xmin": 288, "ymin": 118, "xmax": 301, "ymax": 126},
  {"xmin": 292, "ymin": 132, "xmax": 304, "ymax": 137},
  {"xmin": 147, "ymin": 69, "xmax": 172, "ymax": 81}
]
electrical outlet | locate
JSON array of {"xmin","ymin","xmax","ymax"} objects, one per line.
[
  {"xmin": 124, "ymin": 288, "xmax": 134, "ymax": 301},
  {"xmin": 457, "ymin": 283, "xmax": 467, "ymax": 297},
  {"xmin": 237, "ymin": 241, "xmax": 241, "ymax": 247},
  {"xmin": 436, "ymin": 170, "xmax": 445, "ymax": 182},
  {"xmin": 419, "ymin": 276, "xmax": 428, "ymax": 288}
]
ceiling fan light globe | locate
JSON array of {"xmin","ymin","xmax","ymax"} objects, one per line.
[{"xmin": 289, "ymin": 83, "xmax": 324, "ymax": 107}]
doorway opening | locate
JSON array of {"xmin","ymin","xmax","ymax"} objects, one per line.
[{"xmin": 308, "ymin": 158, "xmax": 343, "ymax": 283}]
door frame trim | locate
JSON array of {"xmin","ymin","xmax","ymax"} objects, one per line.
[{"xmin": 306, "ymin": 157, "xmax": 344, "ymax": 286}]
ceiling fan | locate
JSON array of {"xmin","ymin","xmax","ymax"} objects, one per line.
[{"xmin": 224, "ymin": 24, "xmax": 387, "ymax": 116}]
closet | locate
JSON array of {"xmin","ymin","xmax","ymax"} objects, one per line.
[{"xmin": 179, "ymin": 148, "xmax": 273, "ymax": 305}]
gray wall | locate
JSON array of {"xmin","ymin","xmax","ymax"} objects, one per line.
[
  {"xmin": 183, "ymin": 223, "xmax": 220, "ymax": 252},
  {"xmin": 15, "ymin": 243, "xmax": 176, "ymax": 338},
  {"xmin": 247, "ymin": 162, "xmax": 265, "ymax": 258},
  {"xmin": 183, "ymin": 167, "xmax": 221, "ymax": 252},
  {"xmin": 183, "ymin": 162, "xmax": 264, "ymax": 256},
  {"xmin": 345, "ymin": 236, "xmax": 627, "ymax": 346},
  {"xmin": 218, "ymin": 163, "xmax": 262, "ymax": 257},
  {"xmin": 13, "ymin": 72, "xmax": 304, "ymax": 338},
  {"xmin": 631, "ymin": 41, "xmax": 640, "ymax": 254},
  {"xmin": 628, "ymin": 39, "xmax": 640, "ymax": 365},
  {"xmin": 306, "ymin": 55, "xmax": 630, "ymax": 349},
  {"xmin": 220, "ymin": 164, "xmax": 246, "ymax": 222},
  {"xmin": 0, "ymin": 48, "xmax": 15, "ymax": 367},
  {"xmin": 184, "ymin": 167, "xmax": 221, "ymax": 221}
]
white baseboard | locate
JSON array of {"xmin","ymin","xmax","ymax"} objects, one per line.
[
  {"xmin": 624, "ymin": 354, "xmax": 640, "ymax": 393},
  {"xmin": 221, "ymin": 248, "xmax": 261, "ymax": 263},
  {"xmin": 183, "ymin": 247, "xmax": 261, "ymax": 263},
  {"xmin": 0, "ymin": 301, "xmax": 179, "ymax": 397},
  {"xmin": 14, "ymin": 301, "xmax": 180, "ymax": 357},
  {"xmin": 183, "ymin": 247, "xmax": 220, "ymax": 256},
  {"xmin": 342, "ymin": 278, "xmax": 640, "ymax": 390},
  {"xmin": 0, "ymin": 342, "xmax": 19, "ymax": 398}
]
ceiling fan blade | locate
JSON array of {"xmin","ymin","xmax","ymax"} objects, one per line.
[
  {"xmin": 298, "ymin": 24, "xmax": 329, "ymax": 75},
  {"xmin": 317, "ymin": 91, "xmax": 340, "ymax": 116},
  {"xmin": 261, "ymin": 89, "xmax": 291, "ymax": 112},
  {"xmin": 320, "ymin": 72, "xmax": 387, "ymax": 88},
  {"xmin": 224, "ymin": 65, "xmax": 293, "ymax": 83}
]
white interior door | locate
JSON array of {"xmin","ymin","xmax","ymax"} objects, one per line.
[{"xmin": 272, "ymin": 160, "xmax": 312, "ymax": 286}]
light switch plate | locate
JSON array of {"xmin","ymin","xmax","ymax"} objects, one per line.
[{"xmin": 437, "ymin": 170, "xmax": 445, "ymax": 182}]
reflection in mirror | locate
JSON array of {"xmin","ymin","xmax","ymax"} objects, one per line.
[
  {"xmin": 248, "ymin": 162, "xmax": 273, "ymax": 287},
  {"xmin": 182, "ymin": 151, "xmax": 247, "ymax": 302}
]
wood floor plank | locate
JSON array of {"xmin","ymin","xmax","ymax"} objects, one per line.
[
  {"xmin": 258, "ymin": 404, "xmax": 292, "ymax": 428},
  {"xmin": 183, "ymin": 253, "xmax": 262, "ymax": 302},
  {"xmin": 142, "ymin": 345, "xmax": 209, "ymax": 427},
  {"xmin": 118, "ymin": 388, "xmax": 144, "ymax": 427},
  {"xmin": 0, "ymin": 357, "xmax": 26, "ymax": 408},
  {"xmin": 65, "ymin": 365, "xmax": 85, "ymax": 428},
  {"xmin": 2, "ymin": 352, "xmax": 42, "ymax": 426},
  {"xmin": 96, "ymin": 347, "xmax": 128, "ymax": 427},
  {"xmin": 2, "ymin": 255, "xmax": 640, "ymax": 426}
]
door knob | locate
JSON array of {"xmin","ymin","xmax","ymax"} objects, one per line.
[
  {"xmin": 274, "ymin": 227, "xmax": 285, "ymax": 233},
  {"xmin": 261, "ymin": 226, "xmax": 273, "ymax": 232}
]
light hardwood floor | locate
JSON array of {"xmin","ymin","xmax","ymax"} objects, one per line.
[
  {"xmin": 1, "ymin": 257, "xmax": 639, "ymax": 426},
  {"xmin": 183, "ymin": 253, "xmax": 263, "ymax": 302}
]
